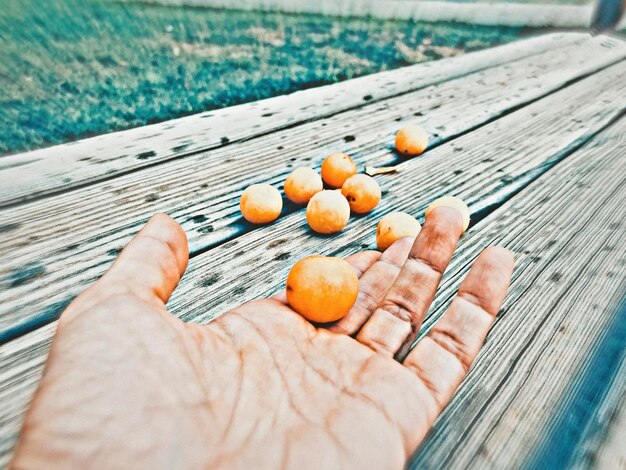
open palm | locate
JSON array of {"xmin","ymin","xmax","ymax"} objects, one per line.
[{"xmin": 12, "ymin": 210, "xmax": 513, "ymax": 470}]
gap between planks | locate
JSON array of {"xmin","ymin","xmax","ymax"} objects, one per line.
[{"xmin": 0, "ymin": 35, "xmax": 625, "ymax": 337}]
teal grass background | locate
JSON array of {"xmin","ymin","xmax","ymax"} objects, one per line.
[{"xmin": 0, "ymin": 0, "xmax": 526, "ymax": 155}]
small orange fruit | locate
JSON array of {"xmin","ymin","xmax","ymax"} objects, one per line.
[
  {"xmin": 395, "ymin": 125, "xmax": 429, "ymax": 156},
  {"xmin": 376, "ymin": 212, "xmax": 421, "ymax": 250},
  {"xmin": 306, "ymin": 190, "xmax": 350, "ymax": 234},
  {"xmin": 284, "ymin": 167, "xmax": 323, "ymax": 204},
  {"xmin": 321, "ymin": 152, "xmax": 357, "ymax": 188},
  {"xmin": 286, "ymin": 255, "xmax": 359, "ymax": 323},
  {"xmin": 240, "ymin": 184, "xmax": 282, "ymax": 224},
  {"xmin": 341, "ymin": 174, "xmax": 381, "ymax": 214},
  {"xmin": 425, "ymin": 195, "xmax": 470, "ymax": 232}
]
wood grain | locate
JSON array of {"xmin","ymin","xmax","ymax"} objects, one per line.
[
  {"xmin": 0, "ymin": 33, "xmax": 584, "ymax": 207},
  {"xmin": 1, "ymin": 108, "xmax": 623, "ymax": 469},
  {"xmin": 1, "ymin": 35, "xmax": 624, "ymax": 335},
  {"xmin": 0, "ymin": 64, "xmax": 624, "ymax": 468},
  {"xmin": 409, "ymin": 119, "xmax": 626, "ymax": 468},
  {"xmin": 525, "ymin": 301, "xmax": 626, "ymax": 469}
]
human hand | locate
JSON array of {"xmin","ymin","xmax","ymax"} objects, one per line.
[{"xmin": 11, "ymin": 210, "xmax": 513, "ymax": 469}]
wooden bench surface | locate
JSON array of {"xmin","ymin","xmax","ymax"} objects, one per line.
[{"xmin": 0, "ymin": 32, "xmax": 625, "ymax": 468}]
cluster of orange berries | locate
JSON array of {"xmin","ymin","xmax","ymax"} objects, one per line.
[
  {"xmin": 238, "ymin": 125, "xmax": 472, "ymax": 323},
  {"xmin": 240, "ymin": 125, "xmax": 437, "ymax": 248},
  {"xmin": 240, "ymin": 151, "xmax": 380, "ymax": 235}
]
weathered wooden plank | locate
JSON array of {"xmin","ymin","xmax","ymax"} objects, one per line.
[
  {"xmin": 0, "ymin": 106, "xmax": 623, "ymax": 469},
  {"xmin": 1, "ymin": 36, "xmax": 624, "ymax": 336},
  {"xmin": 0, "ymin": 324, "xmax": 54, "ymax": 467},
  {"xmin": 128, "ymin": 0, "xmax": 595, "ymax": 28},
  {"xmin": 409, "ymin": 124, "xmax": 626, "ymax": 468},
  {"xmin": 0, "ymin": 32, "xmax": 584, "ymax": 207}
]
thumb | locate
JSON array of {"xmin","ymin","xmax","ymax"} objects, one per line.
[{"xmin": 99, "ymin": 213, "xmax": 189, "ymax": 305}]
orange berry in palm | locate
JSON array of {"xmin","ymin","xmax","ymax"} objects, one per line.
[
  {"xmin": 425, "ymin": 195, "xmax": 470, "ymax": 232},
  {"xmin": 321, "ymin": 152, "xmax": 357, "ymax": 188},
  {"xmin": 395, "ymin": 125, "xmax": 429, "ymax": 156},
  {"xmin": 286, "ymin": 255, "xmax": 359, "ymax": 323},
  {"xmin": 306, "ymin": 190, "xmax": 350, "ymax": 234},
  {"xmin": 341, "ymin": 174, "xmax": 381, "ymax": 214},
  {"xmin": 240, "ymin": 184, "xmax": 282, "ymax": 224},
  {"xmin": 376, "ymin": 212, "xmax": 421, "ymax": 250},
  {"xmin": 284, "ymin": 167, "xmax": 323, "ymax": 204}
]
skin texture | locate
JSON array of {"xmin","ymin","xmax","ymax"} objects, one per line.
[
  {"xmin": 321, "ymin": 152, "xmax": 358, "ymax": 188},
  {"xmin": 306, "ymin": 190, "xmax": 351, "ymax": 234},
  {"xmin": 11, "ymin": 210, "xmax": 514, "ymax": 470},
  {"xmin": 284, "ymin": 167, "xmax": 323, "ymax": 204},
  {"xmin": 376, "ymin": 212, "xmax": 421, "ymax": 250},
  {"xmin": 286, "ymin": 256, "xmax": 359, "ymax": 323},
  {"xmin": 395, "ymin": 125, "xmax": 429, "ymax": 156},
  {"xmin": 341, "ymin": 174, "xmax": 382, "ymax": 214},
  {"xmin": 240, "ymin": 184, "xmax": 283, "ymax": 224}
]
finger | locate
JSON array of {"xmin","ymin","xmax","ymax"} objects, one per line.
[
  {"xmin": 403, "ymin": 247, "xmax": 514, "ymax": 410},
  {"xmin": 343, "ymin": 250, "xmax": 383, "ymax": 277},
  {"xmin": 356, "ymin": 207, "xmax": 464, "ymax": 357},
  {"xmin": 329, "ymin": 236, "xmax": 413, "ymax": 335},
  {"xmin": 98, "ymin": 213, "xmax": 189, "ymax": 305},
  {"xmin": 272, "ymin": 250, "xmax": 381, "ymax": 304}
]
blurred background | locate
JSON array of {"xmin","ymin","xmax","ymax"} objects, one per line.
[{"xmin": 1, "ymin": 0, "xmax": 622, "ymax": 156}]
